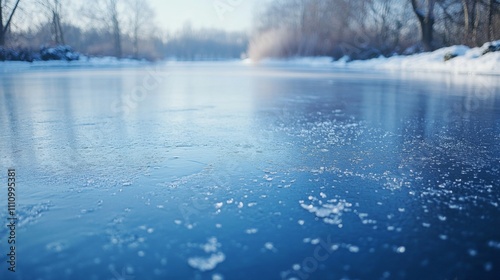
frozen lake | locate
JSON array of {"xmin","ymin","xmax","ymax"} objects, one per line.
[{"xmin": 1, "ymin": 62, "xmax": 500, "ymax": 280}]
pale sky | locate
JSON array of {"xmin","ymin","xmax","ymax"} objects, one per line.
[{"xmin": 149, "ymin": 0, "xmax": 273, "ymax": 32}]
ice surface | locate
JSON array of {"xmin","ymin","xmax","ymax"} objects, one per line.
[{"xmin": 1, "ymin": 62, "xmax": 499, "ymax": 280}]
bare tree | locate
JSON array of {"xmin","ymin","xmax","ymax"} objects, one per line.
[
  {"xmin": 487, "ymin": 0, "xmax": 499, "ymax": 41},
  {"xmin": 38, "ymin": 0, "xmax": 64, "ymax": 44},
  {"xmin": 108, "ymin": 0, "xmax": 121, "ymax": 57},
  {"xmin": 82, "ymin": 0, "xmax": 123, "ymax": 58},
  {"xmin": 488, "ymin": 0, "xmax": 493, "ymax": 40},
  {"xmin": 462, "ymin": 0, "xmax": 481, "ymax": 45},
  {"xmin": 0, "ymin": 0, "xmax": 21, "ymax": 46},
  {"xmin": 366, "ymin": 0, "xmax": 410, "ymax": 53},
  {"xmin": 125, "ymin": 0, "xmax": 154, "ymax": 58},
  {"xmin": 411, "ymin": 0, "xmax": 437, "ymax": 51}
]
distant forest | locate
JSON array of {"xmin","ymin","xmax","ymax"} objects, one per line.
[{"xmin": 0, "ymin": 0, "xmax": 499, "ymax": 61}]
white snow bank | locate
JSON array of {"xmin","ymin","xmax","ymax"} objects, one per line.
[
  {"xmin": 249, "ymin": 41, "xmax": 500, "ymax": 75},
  {"xmin": 0, "ymin": 56, "xmax": 150, "ymax": 72}
]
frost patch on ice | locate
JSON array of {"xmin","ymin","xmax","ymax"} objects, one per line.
[
  {"xmin": 46, "ymin": 241, "xmax": 67, "ymax": 253},
  {"xmin": 348, "ymin": 245, "xmax": 360, "ymax": 253},
  {"xmin": 14, "ymin": 202, "xmax": 53, "ymax": 227},
  {"xmin": 188, "ymin": 252, "xmax": 226, "ymax": 272},
  {"xmin": 384, "ymin": 176, "xmax": 405, "ymax": 190},
  {"xmin": 395, "ymin": 246, "xmax": 406, "ymax": 253},
  {"xmin": 300, "ymin": 197, "xmax": 352, "ymax": 226},
  {"xmin": 187, "ymin": 237, "xmax": 225, "ymax": 272},
  {"xmin": 245, "ymin": 228, "xmax": 258, "ymax": 234},
  {"xmin": 212, "ymin": 273, "xmax": 224, "ymax": 280},
  {"xmin": 488, "ymin": 241, "xmax": 500, "ymax": 249},
  {"xmin": 215, "ymin": 202, "xmax": 224, "ymax": 209},
  {"xmin": 264, "ymin": 242, "xmax": 276, "ymax": 251},
  {"xmin": 202, "ymin": 237, "xmax": 219, "ymax": 253}
]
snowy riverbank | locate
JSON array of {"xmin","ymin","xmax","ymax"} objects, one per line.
[
  {"xmin": 0, "ymin": 56, "xmax": 151, "ymax": 72},
  {"xmin": 2, "ymin": 41, "xmax": 499, "ymax": 75},
  {"xmin": 249, "ymin": 41, "xmax": 500, "ymax": 75}
]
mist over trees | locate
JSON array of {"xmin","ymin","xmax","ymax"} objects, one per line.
[
  {"xmin": 163, "ymin": 23, "xmax": 247, "ymax": 60},
  {"xmin": 249, "ymin": 0, "xmax": 500, "ymax": 60}
]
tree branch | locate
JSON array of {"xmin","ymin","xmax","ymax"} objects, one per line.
[{"xmin": 3, "ymin": 0, "xmax": 21, "ymax": 33}]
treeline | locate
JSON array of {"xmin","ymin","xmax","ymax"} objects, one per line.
[
  {"xmin": 164, "ymin": 24, "xmax": 247, "ymax": 60},
  {"xmin": 2, "ymin": 0, "xmax": 499, "ymax": 62},
  {"xmin": 12, "ymin": 23, "xmax": 247, "ymax": 61},
  {"xmin": 11, "ymin": 23, "xmax": 166, "ymax": 60},
  {"xmin": 1, "ymin": 0, "xmax": 159, "ymax": 59},
  {"xmin": 0, "ymin": 0, "xmax": 247, "ymax": 61},
  {"xmin": 249, "ymin": 0, "xmax": 500, "ymax": 60}
]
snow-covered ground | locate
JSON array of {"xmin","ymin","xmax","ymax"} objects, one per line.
[{"xmin": 248, "ymin": 41, "xmax": 500, "ymax": 75}]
